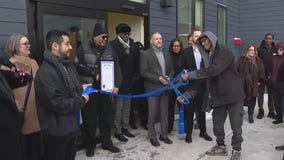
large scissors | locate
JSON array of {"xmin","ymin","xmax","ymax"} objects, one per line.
[{"xmin": 163, "ymin": 69, "xmax": 190, "ymax": 105}]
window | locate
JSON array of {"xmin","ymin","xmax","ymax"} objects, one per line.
[
  {"xmin": 177, "ymin": 0, "xmax": 203, "ymax": 46},
  {"xmin": 195, "ymin": 0, "xmax": 203, "ymax": 30},
  {"xmin": 43, "ymin": 14, "xmax": 105, "ymax": 62},
  {"xmin": 217, "ymin": 4, "xmax": 227, "ymax": 45}
]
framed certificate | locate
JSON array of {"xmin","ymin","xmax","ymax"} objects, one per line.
[{"xmin": 100, "ymin": 60, "xmax": 114, "ymax": 92}]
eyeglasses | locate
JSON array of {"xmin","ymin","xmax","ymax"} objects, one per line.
[
  {"xmin": 277, "ymin": 48, "xmax": 283, "ymax": 51},
  {"xmin": 124, "ymin": 32, "xmax": 131, "ymax": 36},
  {"xmin": 20, "ymin": 42, "xmax": 30, "ymax": 46}
]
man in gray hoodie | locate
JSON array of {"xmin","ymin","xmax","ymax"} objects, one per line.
[{"xmin": 178, "ymin": 31, "xmax": 244, "ymax": 160}]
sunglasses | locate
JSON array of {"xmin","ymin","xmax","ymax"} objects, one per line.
[
  {"xmin": 102, "ymin": 36, "xmax": 108, "ymax": 40},
  {"xmin": 277, "ymin": 48, "xmax": 283, "ymax": 51},
  {"xmin": 124, "ymin": 32, "xmax": 131, "ymax": 36}
]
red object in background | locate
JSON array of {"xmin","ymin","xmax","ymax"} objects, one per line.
[{"xmin": 233, "ymin": 38, "xmax": 242, "ymax": 46}]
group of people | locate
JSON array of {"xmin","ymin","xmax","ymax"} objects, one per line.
[{"xmin": 1, "ymin": 20, "xmax": 284, "ymax": 160}]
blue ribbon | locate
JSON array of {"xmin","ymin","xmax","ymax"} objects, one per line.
[{"xmin": 78, "ymin": 69, "xmax": 191, "ymax": 134}]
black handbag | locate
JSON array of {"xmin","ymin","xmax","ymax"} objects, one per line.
[{"xmin": 19, "ymin": 69, "xmax": 33, "ymax": 127}]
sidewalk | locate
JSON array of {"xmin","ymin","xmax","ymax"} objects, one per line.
[{"xmin": 75, "ymin": 95, "xmax": 284, "ymax": 160}]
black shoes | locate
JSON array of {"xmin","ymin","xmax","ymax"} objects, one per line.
[
  {"xmin": 141, "ymin": 123, "xmax": 148, "ymax": 130},
  {"xmin": 114, "ymin": 133, "xmax": 128, "ymax": 142},
  {"xmin": 275, "ymin": 145, "xmax": 284, "ymax": 150},
  {"xmin": 273, "ymin": 120, "xmax": 283, "ymax": 124},
  {"xmin": 101, "ymin": 144, "xmax": 120, "ymax": 153},
  {"xmin": 256, "ymin": 110, "xmax": 264, "ymax": 119},
  {"xmin": 267, "ymin": 112, "xmax": 276, "ymax": 119},
  {"xmin": 200, "ymin": 132, "xmax": 213, "ymax": 141},
  {"xmin": 159, "ymin": 135, "xmax": 173, "ymax": 144},
  {"xmin": 248, "ymin": 114, "xmax": 254, "ymax": 123},
  {"xmin": 86, "ymin": 148, "xmax": 94, "ymax": 157},
  {"xmin": 150, "ymin": 138, "xmax": 160, "ymax": 147},
  {"xmin": 185, "ymin": 134, "xmax": 192, "ymax": 143},
  {"xmin": 122, "ymin": 128, "xmax": 135, "ymax": 138}
]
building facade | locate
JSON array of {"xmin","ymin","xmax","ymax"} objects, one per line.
[{"xmin": 1, "ymin": 0, "xmax": 284, "ymax": 62}]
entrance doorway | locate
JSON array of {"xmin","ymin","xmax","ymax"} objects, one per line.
[{"xmin": 107, "ymin": 12, "xmax": 144, "ymax": 45}]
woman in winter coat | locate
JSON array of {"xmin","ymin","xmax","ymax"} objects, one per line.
[
  {"xmin": 269, "ymin": 41, "xmax": 284, "ymax": 124},
  {"xmin": 236, "ymin": 44, "xmax": 265, "ymax": 123},
  {"xmin": 5, "ymin": 33, "xmax": 41, "ymax": 160}
]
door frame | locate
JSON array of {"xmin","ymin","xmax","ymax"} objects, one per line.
[{"xmin": 32, "ymin": 2, "xmax": 107, "ymax": 63}]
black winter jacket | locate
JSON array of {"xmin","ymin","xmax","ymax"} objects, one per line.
[
  {"xmin": 35, "ymin": 53, "xmax": 85, "ymax": 137},
  {"xmin": 257, "ymin": 40, "xmax": 276, "ymax": 76},
  {"xmin": 188, "ymin": 31, "xmax": 245, "ymax": 110}
]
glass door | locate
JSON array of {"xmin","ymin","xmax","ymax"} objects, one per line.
[{"xmin": 36, "ymin": 3, "xmax": 107, "ymax": 63}]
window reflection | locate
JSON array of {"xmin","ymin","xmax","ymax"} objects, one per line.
[{"xmin": 43, "ymin": 14, "xmax": 105, "ymax": 62}]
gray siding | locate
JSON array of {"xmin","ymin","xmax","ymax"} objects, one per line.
[
  {"xmin": 204, "ymin": 0, "xmax": 240, "ymax": 57},
  {"xmin": 150, "ymin": 0, "xmax": 176, "ymax": 49},
  {"xmin": 0, "ymin": 0, "xmax": 27, "ymax": 51},
  {"xmin": 240, "ymin": 0, "xmax": 284, "ymax": 50}
]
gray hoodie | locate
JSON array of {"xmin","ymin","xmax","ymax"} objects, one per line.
[{"xmin": 186, "ymin": 31, "xmax": 244, "ymax": 110}]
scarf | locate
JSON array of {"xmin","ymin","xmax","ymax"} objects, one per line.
[
  {"xmin": 44, "ymin": 50, "xmax": 82, "ymax": 97},
  {"xmin": 117, "ymin": 35, "xmax": 130, "ymax": 54}
]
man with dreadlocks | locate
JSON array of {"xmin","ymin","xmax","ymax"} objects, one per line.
[{"xmin": 236, "ymin": 44, "xmax": 265, "ymax": 123}]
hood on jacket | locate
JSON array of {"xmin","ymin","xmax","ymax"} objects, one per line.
[
  {"xmin": 197, "ymin": 31, "xmax": 218, "ymax": 52},
  {"xmin": 195, "ymin": 31, "xmax": 218, "ymax": 68}
]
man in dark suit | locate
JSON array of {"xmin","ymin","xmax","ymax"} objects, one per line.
[
  {"xmin": 178, "ymin": 29, "xmax": 212, "ymax": 143},
  {"xmin": 140, "ymin": 32, "xmax": 174, "ymax": 147}
]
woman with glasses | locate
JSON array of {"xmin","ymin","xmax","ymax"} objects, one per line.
[
  {"xmin": 167, "ymin": 38, "xmax": 183, "ymax": 133},
  {"xmin": 236, "ymin": 44, "xmax": 265, "ymax": 123},
  {"xmin": 268, "ymin": 41, "xmax": 284, "ymax": 124},
  {"xmin": 4, "ymin": 33, "xmax": 41, "ymax": 160}
]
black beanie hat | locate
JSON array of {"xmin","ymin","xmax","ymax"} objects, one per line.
[
  {"xmin": 115, "ymin": 23, "xmax": 131, "ymax": 34},
  {"xmin": 93, "ymin": 23, "xmax": 106, "ymax": 37}
]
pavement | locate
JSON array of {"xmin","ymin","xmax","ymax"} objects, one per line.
[{"xmin": 75, "ymin": 94, "xmax": 284, "ymax": 160}]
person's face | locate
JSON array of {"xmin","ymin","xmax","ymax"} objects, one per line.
[
  {"xmin": 265, "ymin": 35, "xmax": 274, "ymax": 46},
  {"xmin": 277, "ymin": 48, "xmax": 284, "ymax": 56},
  {"xmin": 172, "ymin": 41, "xmax": 181, "ymax": 54},
  {"xmin": 247, "ymin": 46, "xmax": 256, "ymax": 58},
  {"xmin": 18, "ymin": 36, "xmax": 31, "ymax": 57},
  {"xmin": 93, "ymin": 33, "xmax": 108, "ymax": 47},
  {"xmin": 188, "ymin": 36, "xmax": 193, "ymax": 46},
  {"xmin": 150, "ymin": 33, "xmax": 163, "ymax": 49},
  {"xmin": 118, "ymin": 32, "xmax": 131, "ymax": 42},
  {"xmin": 200, "ymin": 37, "xmax": 212, "ymax": 51},
  {"xmin": 58, "ymin": 35, "xmax": 72, "ymax": 58},
  {"xmin": 192, "ymin": 31, "xmax": 201, "ymax": 44}
]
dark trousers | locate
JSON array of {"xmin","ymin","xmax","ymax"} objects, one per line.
[
  {"xmin": 273, "ymin": 91, "xmax": 284, "ymax": 121},
  {"xmin": 244, "ymin": 97, "xmax": 256, "ymax": 114},
  {"xmin": 130, "ymin": 97, "xmax": 148, "ymax": 125},
  {"xmin": 42, "ymin": 134, "xmax": 77, "ymax": 160},
  {"xmin": 23, "ymin": 131, "xmax": 41, "ymax": 160},
  {"xmin": 81, "ymin": 92, "xmax": 113, "ymax": 149},
  {"xmin": 168, "ymin": 90, "xmax": 177, "ymax": 132},
  {"xmin": 258, "ymin": 79, "xmax": 275, "ymax": 112},
  {"xmin": 212, "ymin": 100, "xmax": 244, "ymax": 151},
  {"xmin": 184, "ymin": 94, "xmax": 206, "ymax": 135}
]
